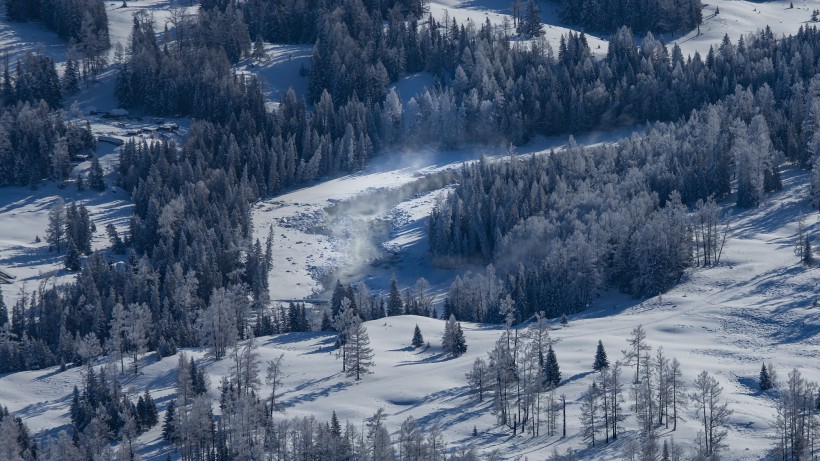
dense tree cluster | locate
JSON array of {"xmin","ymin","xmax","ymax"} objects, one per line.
[
  {"xmin": 557, "ymin": 0, "xmax": 702, "ymax": 34},
  {"xmin": 69, "ymin": 368, "xmax": 159, "ymax": 444},
  {"xmin": 0, "ymin": 51, "xmax": 95, "ymax": 186},
  {"xmin": 5, "ymin": 0, "xmax": 109, "ymax": 50}
]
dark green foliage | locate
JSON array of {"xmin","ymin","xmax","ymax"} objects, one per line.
[
  {"xmin": 558, "ymin": 0, "xmax": 701, "ymax": 33},
  {"xmin": 162, "ymin": 401, "xmax": 176, "ymax": 442},
  {"xmin": 544, "ymin": 345, "xmax": 561, "ymax": 388},
  {"xmin": 88, "ymin": 156, "xmax": 105, "ymax": 192},
  {"xmin": 321, "ymin": 311, "xmax": 333, "ymax": 332},
  {"xmin": 411, "ymin": 324, "xmax": 424, "ymax": 348},
  {"xmin": 387, "ymin": 276, "xmax": 403, "ymax": 316},
  {"xmin": 64, "ymin": 239, "xmax": 81, "ymax": 271},
  {"xmin": 517, "ymin": 0, "xmax": 543, "ymax": 38},
  {"xmin": 759, "ymin": 363, "xmax": 773, "ymax": 391},
  {"xmin": 593, "ymin": 340, "xmax": 609, "ymax": 371}
]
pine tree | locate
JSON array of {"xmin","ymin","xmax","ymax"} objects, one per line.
[
  {"xmin": 560, "ymin": 313, "xmax": 569, "ymax": 325},
  {"xmin": 330, "ymin": 411, "xmax": 341, "ymax": 437},
  {"xmin": 454, "ymin": 322, "xmax": 467, "ymax": 356},
  {"xmin": 0, "ymin": 289, "xmax": 7, "ymax": 327},
  {"xmin": 320, "ymin": 311, "xmax": 333, "ymax": 331},
  {"xmin": 162, "ymin": 401, "xmax": 176, "ymax": 441},
  {"xmin": 387, "ymin": 276, "xmax": 403, "ymax": 316},
  {"xmin": 411, "ymin": 324, "xmax": 424, "ymax": 348},
  {"xmin": 65, "ymin": 239, "xmax": 81, "ymax": 271},
  {"xmin": 593, "ymin": 340, "xmax": 609, "ymax": 371},
  {"xmin": 88, "ymin": 156, "xmax": 105, "ymax": 191},
  {"xmin": 759, "ymin": 363, "xmax": 773, "ymax": 391},
  {"xmin": 544, "ymin": 345, "xmax": 561, "ymax": 388}
]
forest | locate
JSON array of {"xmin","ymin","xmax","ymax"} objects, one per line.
[{"xmin": 1, "ymin": 0, "xmax": 820, "ymax": 458}]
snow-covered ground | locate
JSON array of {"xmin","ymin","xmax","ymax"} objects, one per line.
[
  {"xmin": 1, "ymin": 0, "xmax": 819, "ymax": 459},
  {"xmin": 4, "ymin": 167, "xmax": 820, "ymax": 459}
]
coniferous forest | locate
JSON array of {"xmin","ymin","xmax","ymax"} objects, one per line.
[{"xmin": 2, "ymin": 0, "xmax": 820, "ymax": 459}]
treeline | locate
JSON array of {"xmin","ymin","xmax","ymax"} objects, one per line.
[
  {"xmin": 5, "ymin": 0, "xmax": 109, "ymax": 49},
  {"xmin": 430, "ymin": 97, "xmax": 783, "ymax": 320},
  {"xmin": 556, "ymin": 0, "xmax": 702, "ymax": 34},
  {"xmin": 429, "ymin": 24, "xmax": 820, "ymax": 320},
  {"xmin": 0, "ymin": 49, "xmax": 95, "ymax": 186},
  {"xmin": 239, "ymin": 0, "xmax": 427, "ymax": 45}
]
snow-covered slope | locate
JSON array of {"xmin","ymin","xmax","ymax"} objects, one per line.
[{"xmin": 5, "ymin": 163, "xmax": 819, "ymax": 459}]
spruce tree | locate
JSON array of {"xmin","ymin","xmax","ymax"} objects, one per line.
[
  {"xmin": 321, "ymin": 311, "xmax": 333, "ymax": 331},
  {"xmin": 88, "ymin": 156, "xmax": 105, "ymax": 191},
  {"xmin": 387, "ymin": 276, "xmax": 403, "ymax": 316},
  {"xmin": 560, "ymin": 313, "xmax": 569, "ymax": 325},
  {"xmin": 593, "ymin": 340, "xmax": 609, "ymax": 371},
  {"xmin": 759, "ymin": 363, "xmax": 773, "ymax": 391},
  {"xmin": 330, "ymin": 411, "xmax": 341, "ymax": 437},
  {"xmin": 544, "ymin": 345, "xmax": 561, "ymax": 388},
  {"xmin": 411, "ymin": 324, "xmax": 424, "ymax": 348},
  {"xmin": 454, "ymin": 322, "xmax": 467, "ymax": 356},
  {"xmin": 162, "ymin": 401, "xmax": 176, "ymax": 441},
  {"xmin": 65, "ymin": 239, "xmax": 81, "ymax": 271},
  {"xmin": 0, "ymin": 289, "xmax": 7, "ymax": 327}
]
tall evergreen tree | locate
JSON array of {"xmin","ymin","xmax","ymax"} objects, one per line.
[
  {"xmin": 544, "ymin": 345, "xmax": 561, "ymax": 388},
  {"xmin": 64, "ymin": 239, "xmax": 81, "ymax": 271},
  {"xmin": 411, "ymin": 324, "xmax": 424, "ymax": 348},
  {"xmin": 88, "ymin": 156, "xmax": 105, "ymax": 191},
  {"xmin": 759, "ymin": 363, "xmax": 773, "ymax": 391},
  {"xmin": 387, "ymin": 276, "xmax": 403, "ymax": 316},
  {"xmin": 593, "ymin": 340, "xmax": 609, "ymax": 371}
]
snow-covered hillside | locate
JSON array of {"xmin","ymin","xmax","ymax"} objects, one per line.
[
  {"xmin": 2, "ymin": 0, "xmax": 820, "ymax": 459},
  {"xmin": 4, "ymin": 163, "xmax": 819, "ymax": 459}
]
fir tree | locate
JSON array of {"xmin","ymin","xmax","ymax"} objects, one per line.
[
  {"xmin": 330, "ymin": 411, "xmax": 341, "ymax": 437},
  {"xmin": 593, "ymin": 340, "xmax": 609, "ymax": 371},
  {"xmin": 387, "ymin": 276, "xmax": 403, "ymax": 316},
  {"xmin": 88, "ymin": 156, "xmax": 105, "ymax": 191},
  {"xmin": 544, "ymin": 345, "xmax": 561, "ymax": 388},
  {"xmin": 162, "ymin": 401, "xmax": 176, "ymax": 441},
  {"xmin": 454, "ymin": 322, "xmax": 467, "ymax": 356},
  {"xmin": 0, "ymin": 289, "xmax": 7, "ymax": 327},
  {"xmin": 76, "ymin": 173, "xmax": 86, "ymax": 192},
  {"xmin": 411, "ymin": 324, "xmax": 424, "ymax": 348},
  {"xmin": 320, "ymin": 311, "xmax": 333, "ymax": 331},
  {"xmin": 65, "ymin": 239, "xmax": 81, "ymax": 271},
  {"xmin": 759, "ymin": 363, "xmax": 773, "ymax": 391},
  {"xmin": 561, "ymin": 313, "xmax": 569, "ymax": 325}
]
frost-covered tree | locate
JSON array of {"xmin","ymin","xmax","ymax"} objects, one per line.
[
  {"xmin": 46, "ymin": 198, "xmax": 66, "ymax": 253},
  {"xmin": 466, "ymin": 357, "xmax": 489, "ymax": 402},
  {"xmin": 125, "ymin": 302, "xmax": 151, "ymax": 374},
  {"xmin": 442, "ymin": 314, "xmax": 467, "ymax": 357},
  {"xmin": 198, "ymin": 287, "xmax": 240, "ymax": 359},
  {"xmin": 580, "ymin": 381, "xmax": 600, "ymax": 446},
  {"xmin": 344, "ymin": 315, "xmax": 374, "ymax": 380},
  {"xmin": 88, "ymin": 156, "xmax": 106, "ymax": 192},
  {"xmin": 690, "ymin": 371, "xmax": 732, "ymax": 456},
  {"xmin": 265, "ymin": 353, "xmax": 285, "ymax": 415}
]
